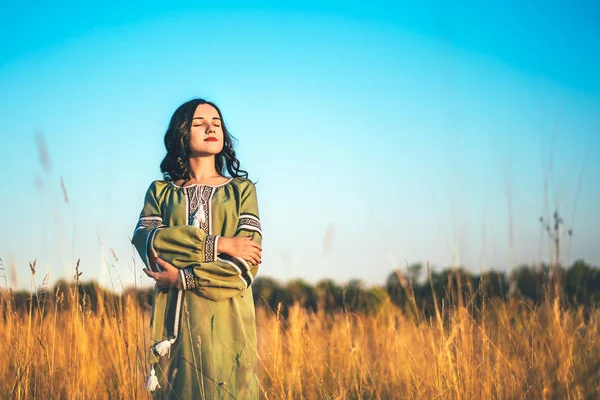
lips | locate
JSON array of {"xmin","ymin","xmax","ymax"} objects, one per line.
[{"xmin": 204, "ymin": 137, "xmax": 218, "ymax": 142}]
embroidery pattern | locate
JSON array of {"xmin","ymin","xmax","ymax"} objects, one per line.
[
  {"xmin": 182, "ymin": 268, "xmax": 196, "ymax": 290},
  {"xmin": 186, "ymin": 186, "xmax": 213, "ymax": 233},
  {"xmin": 134, "ymin": 216, "xmax": 163, "ymax": 235},
  {"xmin": 236, "ymin": 213, "xmax": 262, "ymax": 236},
  {"xmin": 206, "ymin": 235, "xmax": 217, "ymax": 262}
]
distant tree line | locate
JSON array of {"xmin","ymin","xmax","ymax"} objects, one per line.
[
  {"xmin": 3, "ymin": 259, "xmax": 600, "ymax": 318},
  {"xmin": 251, "ymin": 259, "xmax": 600, "ymax": 317}
]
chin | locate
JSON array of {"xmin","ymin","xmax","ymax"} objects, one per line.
[{"xmin": 190, "ymin": 146, "xmax": 223, "ymax": 157}]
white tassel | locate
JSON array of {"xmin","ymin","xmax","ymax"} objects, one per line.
[
  {"xmin": 193, "ymin": 202, "xmax": 206, "ymax": 228},
  {"xmin": 146, "ymin": 366, "xmax": 160, "ymax": 391},
  {"xmin": 152, "ymin": 338, "xmax": 176, "ymax": 357}
]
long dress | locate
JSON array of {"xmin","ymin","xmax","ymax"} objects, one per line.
[{"xmin": 132, "ymin": 177, "xmax": 262, "ymax": 399}]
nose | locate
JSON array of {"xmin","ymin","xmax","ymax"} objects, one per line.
[{"xmin": 205, "ymin": 124, "xmax": 215, "ymax": 134}]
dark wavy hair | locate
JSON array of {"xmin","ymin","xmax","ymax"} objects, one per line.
[{"xmin": 160, "ymin": 98, "xmax": 248, "ymax": 182}]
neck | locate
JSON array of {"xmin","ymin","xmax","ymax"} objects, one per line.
[{"xmin": 188, "ymin": 156, "xmax": 220, "ymax": 181}]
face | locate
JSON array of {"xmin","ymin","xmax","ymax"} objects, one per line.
[{"xmin": 188, "ymin": 103, "xmax": 224, "ymax": 156}]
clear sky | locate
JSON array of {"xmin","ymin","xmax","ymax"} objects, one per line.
[{"xmin": 1, "ymin": 1, "xmax": 599, "ymax": 290}]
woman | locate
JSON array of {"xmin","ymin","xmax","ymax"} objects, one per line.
[{"xmin": 132, "ymin": 98, "xmax": 263, "ymax": 399}]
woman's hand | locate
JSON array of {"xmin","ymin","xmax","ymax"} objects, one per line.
[
  {"xmin": 143, "ymin": 257, "xmax": 182, "ymax": 289},
  {"xmin": 218, "ymin": 236, "xmax": 262, "ymax": 265}
]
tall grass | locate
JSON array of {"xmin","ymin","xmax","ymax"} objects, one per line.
[{"xmin": 1, "ymin": 267, "xmax": 599, "ymax": 399}]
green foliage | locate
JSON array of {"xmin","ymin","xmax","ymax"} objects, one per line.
[{"xmin": 565, "ymin": 259, "xmax": 600, "ymax": 305}]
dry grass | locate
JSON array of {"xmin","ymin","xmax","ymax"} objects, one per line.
[{"xmin": 1, "ymin": 274, "xmax": 600, "ymax": 399}]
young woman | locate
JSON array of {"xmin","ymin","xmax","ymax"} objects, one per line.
[{"xmin": 132, "ymin": 98, "xmax": 263, "ymax": 399}]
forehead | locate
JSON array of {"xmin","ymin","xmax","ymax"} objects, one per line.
[{"xmin": 193, "ymin": 103, "xmax": 220, "ymax": 118}]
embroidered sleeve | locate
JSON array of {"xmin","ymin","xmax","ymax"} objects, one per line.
[
  {"xmin": 136, "ymin": 180, "xmax": 263, "ymax": 300},
  {"xmin": 131, "ymin": 182, "xmax": 166, "ymax": 271},
  {"xmin": 205, "ymin": 234, "xmax": 219, "ymax": 262},
  {"xmin": 133, "ymin": 216, "xmax": 163, "ymax": 235},
  {"xmin": 236, "ymin": 213, "xmax": 262, "ymax": 237},
  {"xmin": 180, "ymin": 267, "xmax": 197, "ymax": 290}
]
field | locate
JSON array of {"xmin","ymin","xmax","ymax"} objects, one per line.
[{"xmin": 1, "ymin": 267, "xmax": 599, "ymax": 400}]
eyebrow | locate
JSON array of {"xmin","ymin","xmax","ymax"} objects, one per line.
[{"xmin": 192, "ymin": 117, "xmax": 221, "ymax": 120}]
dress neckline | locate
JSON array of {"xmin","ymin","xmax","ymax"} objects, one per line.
[{"xmin": 170, "ymin": 177, "xmax": 234, "ymax": 189}]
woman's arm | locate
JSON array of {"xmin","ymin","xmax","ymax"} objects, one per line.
[
  {"xmin": 145, "ymin": 180, "xmax": 263, "ymax": 301},
  {"xmin": 132, "ymin": 181, "xmax": 261, "ymax": 272},
  {"xmin": 181, "ymin": 181, "xmax": 262, "ymax": 301},
  {"xmin": 131, "ymin": 181, "xmax": 169, "ymax": 270}
]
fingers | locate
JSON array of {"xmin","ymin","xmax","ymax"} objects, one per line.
[
  {"xmin": 143, "ymin": 268, "xmax": 157, "ymax": 279},
  {"xmin": 155, "ymin": 257, "xmax": 168, "ymax": 269},
  {"xmin": 246, "ymin": 249, "xmax": 262, "ymax": 265},
  {"xmin": 248, "ymin": 241, "xmax": 262, "ymax": 251},
  {"xmin": 155, "ymin": 256, "xmax": 178, "ymax": 272},
  {"xmin": 144, "ymin": 268, "xmax": 170, "ymax": 289},
  {"xmin": 144, "ymin": 268, "xmax": 164, "ymax": 288},
  {"xmin": 148, "ymin": 258, "xmax": 180, "ymax": 289},
  {"xmin": 243, "ymin": 252, "xmax": 258, "ymax": 265},
  {"xmin": 229, "ymin": 236, "xmax": 263, "ymax": 264},
  {"xmin": 243, "ymin": 237, "xmax": 263, "ymax": 249}
]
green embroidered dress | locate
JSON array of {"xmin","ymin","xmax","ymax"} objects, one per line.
[{"xmin": 132, "ymin": 177, "xmax": 262, "ymax": 399}]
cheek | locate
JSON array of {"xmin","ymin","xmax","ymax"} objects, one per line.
[{"xmin": 190, "ymin": 127, "xmax": 202, "ymax": 139}]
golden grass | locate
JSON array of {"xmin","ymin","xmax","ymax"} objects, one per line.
[{"xmin": 1, "ymin": 279, "xmax": 600, "ymax": 399}]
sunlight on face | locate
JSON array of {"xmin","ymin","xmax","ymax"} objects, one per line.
[{"xmin": 188, "ymin": 103, "xmax": 224, "ymax": 156}]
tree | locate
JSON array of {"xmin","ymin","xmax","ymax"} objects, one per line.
[
  {"xmin": 315, "ymin": 279, "xmax": 343, "ymax": 312},
  {"xmin": 252, "ymin": 276, "xmax": 281, "ymax": 310}
]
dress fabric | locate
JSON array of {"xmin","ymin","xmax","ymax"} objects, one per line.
[{"xmin": 132, "ymin": 177, "xmax": 262, "ymax": 399}]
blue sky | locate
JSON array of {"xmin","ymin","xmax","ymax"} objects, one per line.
[{"xmin": 1, "ymin": 1, "xmax": 599, "ymax": 290}]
